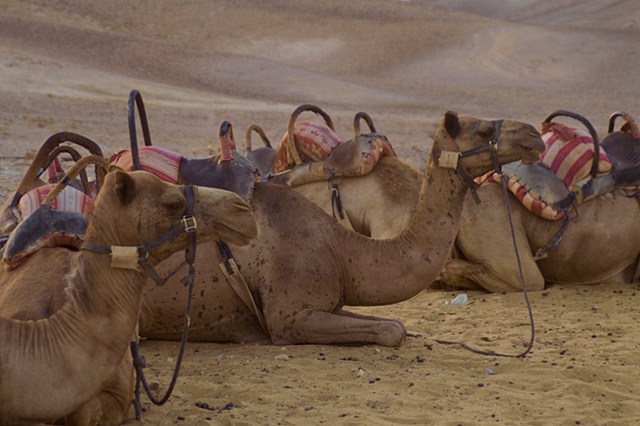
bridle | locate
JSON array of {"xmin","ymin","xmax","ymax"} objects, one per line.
[
  {"xmin": 81, "ymin": 184, "xmax": 199, "ymax": 419},
  {"xmin": 81, "ymin": 184, "xmax": 198, "ymax": 284},
  {"xmin": 437, "ymin": 120, "xmax": 502, "ymax": 203}
]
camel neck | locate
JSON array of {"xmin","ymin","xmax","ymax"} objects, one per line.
[
  {"xmin": 342, "ymin": 150, "xmax": 469, "ymax": 306},
  {"xmin": 0, "ymin": 205, "xmax": 146, "ymax": 420}
]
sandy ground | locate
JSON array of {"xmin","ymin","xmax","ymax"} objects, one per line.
[{"xmin": 2, "ymin": 1, "xmax": 640, "ymax": 425}]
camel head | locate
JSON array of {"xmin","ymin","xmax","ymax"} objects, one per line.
[
  {"xmin": 434, "ymin": 111, "xmax": 545, "ymax": 179},
  {"xmin": 89, "ymin": 169, "xmax": 258, "ymax": 263}
]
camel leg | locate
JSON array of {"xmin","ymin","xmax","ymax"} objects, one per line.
[
  {"xmin": 63, "ymin": 351, "xmax": 134, "ymax": 426},
  {"xmin": 440, "ymin": 257, "xmax": 544, "ymax": 293},
  {"xmin": 441, "ymin": 191, "xmax": 546, "ymax": 293},
  {"xmin": 269, "ymin": 308, "xmax": 406, "ymax": 347}
]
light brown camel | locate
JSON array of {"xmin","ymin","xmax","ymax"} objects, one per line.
[
  {"xmin": 290, "ymin": 111, "xmax": 640, "ymax": 292},
  {"xmin": 0, "ymin": 168, "xmax": 257, "ymax": 425},
  {"xmin": 437, "ymin": 182, "xmax": 640, "ymax": 292},
  {"xmin": 298, "ymin": 164, "xmax": 640, "ymax": 292},
  {"xmin": 139, "ymin": 111, "xmax": 545, "ymax": 346}
]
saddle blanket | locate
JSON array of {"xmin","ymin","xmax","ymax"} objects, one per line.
[{"xmin": 109, "ymin": 146, "xmax": 184, "ymax": 184}]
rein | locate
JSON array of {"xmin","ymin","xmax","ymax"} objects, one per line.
[
  {"xmin": 435, "ymin": 120, "xmax": 537, "ymax": 358},
  {"xmin": 81, "ymin": 184, "xmax": 199, "ymax": 419}
]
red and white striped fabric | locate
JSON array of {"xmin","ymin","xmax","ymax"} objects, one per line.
[
  {"xmin": 474, "ymin": 122, "xmax": 614, "ymax": 221},
  {"xmin": 109, "ymin": 146, "xmax": 184, "ymax": 184},
  {"xmin": 540, "ymin": 122, "xmax": 611, "ymax": 188},
  {"xmin": 481, "ymin": 172, "xmax": 565, "ymax": 220},
  {"xmin": 18, "ymin": 185, "xmax": 95, "ymax": 220},
  {"xmin": 273, "ymin": 122, "xmax": 342, "ymax": 173}
]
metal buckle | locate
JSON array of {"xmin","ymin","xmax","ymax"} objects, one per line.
[{"xmin": 181, "ymin": 215, "xmax": 197, "ymax": 233}]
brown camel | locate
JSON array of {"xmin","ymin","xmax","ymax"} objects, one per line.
[
  {"xmin": 438, "ymin": 111, "xmax": 640, "ymax": 293},
  {"xmin": 437, "ymin": 183, "xmax": 640, "ymax": 293},
  {"xmin": 0, "ymin": 168, "xmax": 257, "ymax": 425},
  {"xmin": 139, "ymin": 111, "xmax": 545, "ymax": 346}
]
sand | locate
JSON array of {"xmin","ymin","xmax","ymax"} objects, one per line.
[{"xmin": 1, "ymin": 1, "xmax": 640, "ymax": 424}]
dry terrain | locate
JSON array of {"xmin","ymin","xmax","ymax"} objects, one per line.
[{"xmin": 1, "ymin": 1, "xmax": 640, "ymax": 425}]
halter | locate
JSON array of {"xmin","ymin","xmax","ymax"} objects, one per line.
[
  {"xmin": 81, "ymin": 184, "xmax": 198, "ymax": 286},
  {"xmin": 438, "ymin": 120, "xmax": 502, "ymax": 202}
]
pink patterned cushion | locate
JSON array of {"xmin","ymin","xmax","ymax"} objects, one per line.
[
  {"xmin": 476, "ymin": 122, "xmax": 613, "ymax": 221},
  {"xmin": 18, "ymin": 185, "xmax": 94, "ymax": 220},
  {"xmin": 109, "ymin": 146, "xmax": 184, "ymax": 184},
  {"xmin": 540, "ymin": 122, "xmax": 611, "ymax": 187},
  {"xmin": 273, "ymin": 122, "xmax": 342, "ymax": 173}
]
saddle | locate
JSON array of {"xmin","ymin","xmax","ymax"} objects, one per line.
[
  {"xmin": 180, "ymin": 121, "xmax": 259, "ymax": 202},
  {"xmin": 269, "ymin": 105, "xmax": 396, "ymax": 187},
  {"xmin": 110, "ymin": 122, "xmax": 259, "ymax": 202},
  {"xmin": 2, "ymin": 155, "xmax": 107, "ymax": 270},
  {"xmin": 481, "ymin": 110, "xmax": 640, "ymax": 221}
]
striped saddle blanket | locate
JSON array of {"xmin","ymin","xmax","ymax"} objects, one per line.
[{"xmin": 479, "ymin": 122, "xmax": 613, "ymax": 220}]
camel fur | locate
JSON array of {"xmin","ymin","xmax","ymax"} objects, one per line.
[
  {"xmin": 0, "ymin": 169, "xmax": 257, "ymax": 425},
  {"xmin": 139, "ymin": 111, "xmax": 545, "ymax": 346}
]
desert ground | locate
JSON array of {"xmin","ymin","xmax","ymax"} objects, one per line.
[{"xmin": 2, "ymin": 1, "xmax": 640, "ymax": 425}]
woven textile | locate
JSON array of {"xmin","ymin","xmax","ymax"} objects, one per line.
[
  {"xmin": 540, "ymin": 122, "xmax": 611, "ymax": 187},
  {"xmin": 18, "ymin": 185, "xmax": 94, "ymax": 220},
  {"xmin": 273, "ymin": 122, "xmax": 342, "ymax": 173},
  {"xmin": 109, "ymin": 146, "xmax": 184, "ymax": 184}
]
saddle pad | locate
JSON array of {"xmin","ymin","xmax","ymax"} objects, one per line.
[
  {"xmin": 273, "ymin": 121, "xmax": 342, "ymax": 173},
  {"xmin": 481, "ymin": 162, "xmax": 571, "ymax": 221},
  {"xmin": 109, "ymin": 146, "xmax": 184, "ymax": 184},
  {"xmin": 477, "ymin": 122, "xmax": 614, "ymax": 221},
  {"xmin": 18, "ymin": 184, "xmax": 94, "ymax": 221},
  {"xmin": 326, "ymin": 135, "xmax": 397, "ymax": 177},
  {"xmin": 540, "ymin": 122, "xmax": 611, "ymax": 188},
  {"xmin": 3, "ymin": 207, "xmax": 87, "ymax": 270}
]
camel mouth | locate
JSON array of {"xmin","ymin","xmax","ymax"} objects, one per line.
[
  {"xmin": 518, "ymin": 130, "xmax": 546, "ymax": 162},
  {"xmin": 521, "ymin": 147, "xmax": 543, "ymax": 163}
]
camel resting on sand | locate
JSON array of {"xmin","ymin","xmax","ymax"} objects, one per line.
[
  {"xmin": 438, "ymin": 182, "xmax": 640, "ymax": 292},
  {"xmin": 0, "ymin": 168, "xmax": 257, "ymax": 425},
  {"xmin": 438, "ymin": 111, "xmax": 640, "ymax": 293},
  {"xmin": 139, "ymin": 111, "xmax": 545, "ymax": 346},
  {"xmin": 292, "ymin": 111, "xmax": 640, "ymax": 293}
]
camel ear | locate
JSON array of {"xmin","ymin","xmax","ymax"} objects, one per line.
[
  {"xmin": 444, "ymin": 111, "xmax": 460, "ymax": 138},
  {"xmin": 113, "ymin": 170, "xmax": 136, "ymax": 206}
]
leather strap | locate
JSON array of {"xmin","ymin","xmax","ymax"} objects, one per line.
[{"xmin": 217, "ymin": 240, "xmax": 269, "ymax": 335}]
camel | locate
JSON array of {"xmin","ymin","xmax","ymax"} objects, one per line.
[
  {"xmin": 438, "ymin": 111, "xmax": 640, "ymax": 292},
  {"xmin": 138, "ymin": 111, "xmax": 545, "ymax": 346},
  {"xmin": 289, "ymin": 110, "xmax": 640, "ymax": 293},
  {"xmin": 0, "ymin": 167, "xmax": 257, "ymax": 425},
  {"xmin": 436, "ymin": 180, "xmax": 640, "ymax": 292}
]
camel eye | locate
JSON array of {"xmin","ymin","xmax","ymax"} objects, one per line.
[
  {"xmin": 477, "ymin": 128, "xmax": 495, "ymax": 138},
  {"xmin": 164, "ymin": 201, "xmax": 185, "ymax": 215}
]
